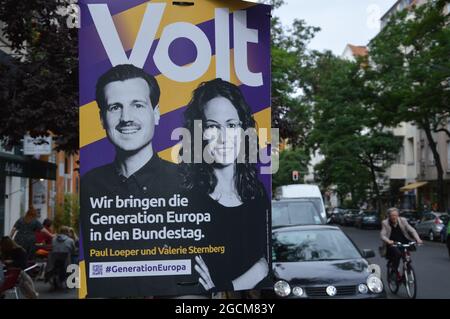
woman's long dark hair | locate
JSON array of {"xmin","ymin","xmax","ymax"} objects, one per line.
[{"xmin": 180, "ymin": 78, "xmax": 265, "ymax": 201}]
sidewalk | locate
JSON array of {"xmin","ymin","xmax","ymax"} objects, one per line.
[
  {"xmin": 34, "ymin": 280, "xmax": 77, "ymax": 299},
  {"xmin": 3, "ymin": 280, "xmax": 77, "ymax": 299}
]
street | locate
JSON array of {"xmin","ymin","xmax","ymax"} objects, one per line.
[{"xmin": 340, "ymin": 226, "xmax": 450, "ymax": 299}]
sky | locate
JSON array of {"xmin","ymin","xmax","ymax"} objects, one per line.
[{"xmin": 252, "ymin": 0, "xmax": 398, "ymax": 55}]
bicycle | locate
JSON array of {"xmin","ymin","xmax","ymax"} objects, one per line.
[{"xmin": 386, "ymin": 241, "xmax": 418, "ymax": 299}]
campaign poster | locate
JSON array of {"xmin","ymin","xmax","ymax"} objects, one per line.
[{"xmin": 79, "ymin": 0, "xmax": 271, "ymax": 298}]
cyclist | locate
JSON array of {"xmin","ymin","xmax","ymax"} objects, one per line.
[{"xmin": 380, "ymin": 207, "xmax": 423, "ymax": 277}]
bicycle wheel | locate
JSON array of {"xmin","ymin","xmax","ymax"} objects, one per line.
[
  {"xmin": 404, "ymin": 264, "xmax": 417, "ymax": 299},
  {"xmin": 386, "ymin": 263, "xmax": 399, "ymax": 294}
]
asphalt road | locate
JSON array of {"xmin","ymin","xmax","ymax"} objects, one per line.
[
  {"xmin": 340, "ymin": 225, "xmax": 450, "ymax": 299},
  {"xmin": 5, "ymin": 226, "xmax": 448, "ymax": 299}
]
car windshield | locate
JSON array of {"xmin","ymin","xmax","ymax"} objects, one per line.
[
  {"xmin": 272, "ymin": 200, "xmax": 324, "ymax": 226},
  {"xmin": 272, "ymin": 229, "xmax": 361, "ymax": 262}
]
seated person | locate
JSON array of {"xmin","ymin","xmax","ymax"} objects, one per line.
[
  {"xmin": 0, "ymin": 237, "xmax": 38, "ymax": 298},
  {"xmin": 35, "ymin": 219, "xmax": 54, "ymax": 258},
  {"xmin": 45, "ymin": 226, "xmax": 76, "ymax": 285}
]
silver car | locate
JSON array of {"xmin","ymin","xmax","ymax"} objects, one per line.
[{"xmin": 415, "ymin": 212, "xmax": 449, "ymax": 242}]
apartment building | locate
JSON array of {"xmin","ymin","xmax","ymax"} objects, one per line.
[{"xmin": 379, "ymin": 0, "xmax": 450, "ymax": 210}]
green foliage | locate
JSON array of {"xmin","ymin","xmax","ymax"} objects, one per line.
[
  {"xmin": 302, "ymin": 52, "xmax": 402, "ymax": 208},
  {"xmin": 262, "ymin": 0, "xmax": 319, "ymax": 146},
  {"xmin": 272, "ymin": 148, "xmax": 309, "ymax": 190},
  {"xmin": 0, "ymin": 0, "xmax": 78, "ymax": 152},
  {"xmin": 366, "ymin": 0, "xmax": 450, "ymax": 210},
  {"xmin": 53, "ymin": 193, "xmax": 79, "ymax": 232},
  {"xmin": 71, "ymin": 193, "xmax": 80, "ymax": 233}
]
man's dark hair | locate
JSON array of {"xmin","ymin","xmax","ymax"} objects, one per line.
[{"xmin": 95, "ymin": 64, "xmax": 160, "ymax": 112}]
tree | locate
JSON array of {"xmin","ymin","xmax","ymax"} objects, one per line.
[
  {"xmin": 0, "ymin": 0, "xmax": 78, "ymax": 153},
  {"xmin": 304, "ymin": 52, "xmax": 402, "ymax": 211},
  {"xmin": 272, "ymin": 147, "xmax": 309, "ymax": 190},
  {"xmin": 263, "ymin": 0, "xmax": 319, "ymax": 147},
  {"xmin": 366, "ymin": 0, "xmax": 450, "ymax": 210},
  {"xmin": 54, "ymin": 193, "xmax": 79, "ymax": 231},
  {"xmin": 314, "ymin": 153, "xmax": 371, "ymax": 208}
]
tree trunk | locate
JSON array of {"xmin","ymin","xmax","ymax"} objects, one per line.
[
  {"xmin": 423, "ymin": 120, "xmax": 446, "ymax": 211},
  {"xmin": 367, "ymin": 155, "xmax": 382, "ymax": 212}
]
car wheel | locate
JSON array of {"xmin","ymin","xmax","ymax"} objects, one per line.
[{"xmin": 429, "ymin": 230, "xmax": 435, "ymax": 242}]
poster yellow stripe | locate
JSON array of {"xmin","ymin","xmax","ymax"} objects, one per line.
[
  {"xmin": 80, "ymin": 50, "xmax": 240, "ymax": 148},
  {"xmin": 78, "ymin": 261, "xmax": 87, "ymax": 299},
  {"xmin": 80, "ymin": 101, "xmax": 104, "ymax": 148},
  {"xmin": 113, "ymin": 0, "xmax": 256, "ymax": 50}
]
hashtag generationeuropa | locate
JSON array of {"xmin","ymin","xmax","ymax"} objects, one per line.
[{"xmin": 108, "ymin": 264, "xmax": 187, "ymax": 274}]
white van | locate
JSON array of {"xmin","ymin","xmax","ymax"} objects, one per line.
[{"xmin": 273, "ymin": 184, "xmax": 327, "ymax": 226}]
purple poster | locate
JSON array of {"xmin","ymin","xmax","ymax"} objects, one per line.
[{"xmin": 79, "ymin": 0, "xmax": 271, "ymax": 298}]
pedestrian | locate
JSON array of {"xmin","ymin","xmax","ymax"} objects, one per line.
[
  {"xmin": 45, "ymin": 226, "xmax": 76, "ymax": 287},
  {"xmin": 0, "ymin": 236, "xmax": 39, "ymax": 298},
  {"xmin": 10, "ymin": 208, "xmax": 54, "ymax": 260}
]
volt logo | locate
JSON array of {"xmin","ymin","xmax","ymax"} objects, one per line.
[{"xmin": 88, "ymin": 3, "xmax": 263, "ymax": 86}]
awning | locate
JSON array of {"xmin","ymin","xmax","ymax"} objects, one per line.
[
  {"xmin": 400, "ymin": 181, "xmax": 428, "ymax": 192},
  {"xmin": 0, "ymin": 152, "xmax": 56, "ymax": 180}
]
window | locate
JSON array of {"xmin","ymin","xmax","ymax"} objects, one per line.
[
  {"xmin": 64, "ymin": 156, "xmax": 70, "ymax": 175},
  {"xmin": 395, "ymin": 145, "xmax": 405, "ymax": 164},
  {"xmin": 65, "ymin": 177, "xmax": 72, "ymax": 193},
  {"xmin": 420, "ymin": 144, "xmax": 426, "ymax": 163},
  {"xmin": 407, "ymin": 138, "xmax": 415, "ymax": 165}
]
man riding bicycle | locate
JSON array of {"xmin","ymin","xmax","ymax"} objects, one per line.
[{"xmin": 380, "ymin": 208, "xmax": 423, "ymax": 276}]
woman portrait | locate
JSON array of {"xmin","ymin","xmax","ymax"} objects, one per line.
[{"xmin": 179, "ymin": 78, "xmax": 270, "ymax": 293}]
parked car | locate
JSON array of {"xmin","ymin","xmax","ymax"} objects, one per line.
[
  {"xmin": 400, "ymin": 210, "xmax": 421, "ymax": 228},
  {"xmin": 415, "ymin": 212, "xmax": 449, "ymax": 242},
  {"xmin": 335, "ymin": 209, "xmax": 350, "ymax": 225},
  {"xmin": 329, "ymin": 208, "xmax": 347, "ymax": 225},
  {"xmin": 342, "ymin": 209, "xmax": 361, "ymax": 226},
  {"xmin": 354, "ymin": 211, "xmax": 381, "ymax": 229},
  {"xmin": 272, "ymin": 199, "xmax": 325, "ymax": 227},
  {"xmin": 262, "ymin": 225, "xmax": 385, "ymax": 299}
]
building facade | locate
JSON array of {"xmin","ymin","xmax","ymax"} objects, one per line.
[{"xmin": 379, "ymin": 0, "xmax": 450, "ymax": 211}]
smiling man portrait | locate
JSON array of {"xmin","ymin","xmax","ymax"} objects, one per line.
[
  {"xmin": 81, "ymin": 64, "xmax": 179, "ymax": 199},
  {"xmin": 80, "ymin": 64, "xmax": 184, "ymax": 297}
]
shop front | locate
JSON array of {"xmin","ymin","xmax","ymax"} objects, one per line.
[{"xmin": 0, "ymin": 152, "xmax": 56, "ymax": 236}]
